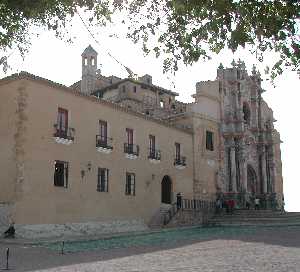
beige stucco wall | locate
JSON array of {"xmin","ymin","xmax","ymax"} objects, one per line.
[
  {"xmin": 192, "ymin": 116, "xmax": 219, "ymax": 199},
  {"xmin": 0, "ymin": 81, "xmax": 18, "ymax": 202},
  {"xmin": 1, "ymin": 79, "xmax": 193, "ymax": 225},
  {"xmin": 191, "ymin": 80, "xmax": 220, "ymax": 121}
]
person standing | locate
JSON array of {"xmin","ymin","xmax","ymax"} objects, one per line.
[
  {"xmin": 228, "ymin": 199, "xmax": 235, "ymax": 214},
  {"xmin": 176, "ymin": 192, "xmax": 182, "ymax": 210},
  {"xmin": 282, "ymin": 196, "xmax": 285, "ymax": 213},
  {"xmin": 216, "ymin": 198, "xmax": 222, "ymax": 214},
  {"xmin": 4, "ymin": 223, "xmax": 15, "ymax": 238},
  {"xmin": 245, "ymin": 193, "xmax": 250, "ymax": 209},
  {"xmin": 255, "ymin": 197, "xmax": 260, "ymax": 210}
]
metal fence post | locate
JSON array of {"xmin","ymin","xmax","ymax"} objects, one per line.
[{"xmin": 5, "ymin": 248, "xmax": 9, "ymax": 270}]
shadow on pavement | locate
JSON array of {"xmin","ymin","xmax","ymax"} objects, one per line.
[{"xmin": 1, "ymin": 225, "xmax": 299, "ymax": 272}]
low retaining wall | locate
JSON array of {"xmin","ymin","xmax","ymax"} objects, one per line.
[
  {"xmin": 167, "ymin": 210, "xmax": 205, "ymax": 227},
  {"xmin": 0, "ymin": 203, "xmax": 13, "ymax": 233},
  {"xmin": 15, "ymin": 219, "xmax": 149, "ymax": 239}
]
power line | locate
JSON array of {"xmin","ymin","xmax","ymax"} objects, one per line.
[{"xmin": 76, "ymin": 10, "xmax": 137, "ymax": 79}]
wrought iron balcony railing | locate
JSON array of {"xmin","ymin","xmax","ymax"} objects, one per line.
[
  {"xmin": 148, "ymin": 148, "xmax": 161, "ymax": 160},
  {"xmin": 124, "ymin": 143, "xmax": 139, "ymax": 156},
  {"xmin": 174, "ymin": 156, "xmax": 186, "ymax": 166},
  {"xmin": 53, "ymin": 124, "xmax": 75, "ymax": 141},
  {"xmin": 96, "ymin": 135, "xmax": 113, "ymax": 150}
]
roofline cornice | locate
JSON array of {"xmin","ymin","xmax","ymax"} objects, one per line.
[
  {"xmin": 92, "ymin": 77, "xmax": 179, "ymax": 97},
  {"xmin": 0, "ymin": 72, "xmax": 191, "ymax": 135}
]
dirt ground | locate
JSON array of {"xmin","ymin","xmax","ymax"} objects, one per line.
[{"xmin": 0, "ymin": 226, "xmax": 300, "ymax": 272}]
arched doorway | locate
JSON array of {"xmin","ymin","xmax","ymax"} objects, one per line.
[
  {"xmin": 247, "ymin": 165, "xmax": 257, "ymax": 193},
  {"xmin": 161, "ymin": 176, "xmax": 172, "ymax": 204}
]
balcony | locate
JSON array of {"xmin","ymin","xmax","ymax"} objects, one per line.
[
  {"xmin": 96, "ymin": 135, "xmax": 113, "ymax": 154},
  {"xmin": 148, "ymin": 148, "xmax": 161, "ymax": 164},
  {"xmin": 174, "ymin": 156, "xmax": 186, "ymax": 169},
  {"xmin": 53, "ymin": 124, "xmax": 75, "ymax": 145},
  {"xmin": 124, "ymin": 143, "xmax": 139, "ymax": 159}
]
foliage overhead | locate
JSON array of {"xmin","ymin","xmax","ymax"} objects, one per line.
[
  {"xmin": 0, "ymin": 0, "xmax": 113, "ymax": 72},
  {"xmin": 124, "ymin": 0, "xmax": 300, "ymax": 79},
  {"xmin": 0, "ymin": 0, "xmax": 300, "ymax": 79}
]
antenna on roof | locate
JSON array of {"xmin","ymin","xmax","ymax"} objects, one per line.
[{"xmin": 76, "ymin": 10, "xmax": 138, "ymax": 79}]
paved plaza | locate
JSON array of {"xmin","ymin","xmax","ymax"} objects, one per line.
[{"xmin": 0, "ymin": 226, "xmax": 300, "ymax": 271}]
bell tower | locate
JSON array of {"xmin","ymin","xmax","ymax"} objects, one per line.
[{"xmin": 81, "ymin": 45, "xmax": 98, "ymax": 95}]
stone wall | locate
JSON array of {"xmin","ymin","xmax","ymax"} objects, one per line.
[
  {"xmin": 0, "ymin": 203, "xmax": 13, "ymax": 233},
  {"xmin": 15, "ymin": 219, "xmax": 149, "ymax": 239},
  {"xmin": 167, "ymin": 209, "xmax": 214, "ymax": 227}
]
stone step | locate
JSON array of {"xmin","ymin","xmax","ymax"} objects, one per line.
[
  {"xmin": 214, "ymin": 218, "xmax": 300, "ymax": 223},
  {"xmin": 209, "ymin": 222, "xmax": 300, "ymax": 227},
  {"xmin": 211, "ymin": 221, "xmax": 300, "ymax": 226},
  {"xmin": 232, "ymin": 210, "xmax": 296, "ymax": 214},
  {"xmin": 209, "ymin": 211, "xmax": 300, "ymax": 227},
  {"xmin": 215, "ymin": 213, "xmax": 300, "ymax": 219},
  {"xmin": 212, "ymin": 214, "xmax": 300, "ymax": 220},
  {"xmin": 232, "ymin": 211, "xmax": 282, "ymax": 214}
]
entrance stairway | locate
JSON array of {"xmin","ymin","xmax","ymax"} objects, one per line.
[
  {"xmin": 148, "ymin": 203, "xmax": 175, "ymax": 229},
  {"xmin": 209, "ymin": 209, "xmax": 300, "ymax": 227},
  {"xmin": 149, "ymin": 199, "xmax": 216, "ymax": 229}
]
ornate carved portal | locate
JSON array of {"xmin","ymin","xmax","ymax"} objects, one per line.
[{"xmin": 247, "ymin": 165, "xmax": 257, "ymax": 193}]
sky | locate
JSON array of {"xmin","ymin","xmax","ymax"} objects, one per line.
[{"xmin": 1, "ymin": 13, "xmax": 299, "ymax": 212}]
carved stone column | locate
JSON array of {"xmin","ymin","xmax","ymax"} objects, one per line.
[
  {"xmin": 240, "ymin": 143, "xmax": 247, "ymax": 192},
  {"xmin": 230, "ymin": 140, "xmax": 237, "ymax": 192},
  {"xmin": 261, "ymin": 148, "xmax": 268, "ymax": 193},
  {"xmin": 267, "ymin": 145, "xmax": 276, "ymax": 193}
]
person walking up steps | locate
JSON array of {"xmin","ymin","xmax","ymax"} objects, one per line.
[
  {"xmin": 176, "ymin": 192, "xmax": 182, "ymax": 210},
  {"xmin": 255, "ymin": 197, "xmax": 260, "ymax": 210}
]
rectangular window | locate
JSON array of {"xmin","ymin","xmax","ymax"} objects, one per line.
[
  {"xmin": 126, "ymin": 128, "xmax": 134, "ymax": 145},
  {"xmin": 99, "ymin": 120, "xmax": 108, "ymax": 143},
  {"xmin": 54, "ymin": 160, "xmax": 68, "ymax": 188},
  {"xmin": 57, "ymin": 108, "xmax": 68, "ymax": 132},
  {"xmin": 175, "ymin": 142, "xmax": 181, "ymax": 160},
  {"xmin": 125, "ymin": 172, "xmax": 135, "ymax": 196},
  {"xmin": 149, "ymin": 135, "xmax": 155, "ymax": 152},
  {"xmin": 206, "ymin": 131, "xmax": 214, "ymax": 151},
  {"xmin": 97, "ymin": 168, "xmax": 109, "ymax": 192}
]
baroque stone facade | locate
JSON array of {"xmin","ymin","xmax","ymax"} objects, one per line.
[
  {"xmin": 0, "ymin": 45, "xmax": 283, "ymax": 234},
  {"xmin": 217, "ymin": 61, "xmax": 282, "ymax": 201}
]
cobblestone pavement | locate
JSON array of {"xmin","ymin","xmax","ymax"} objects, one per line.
[
  {"xmin": 0, "ymin": 226, "xmax": 300, "ymax": 272},
  {"xmin": 38, "ymin": 239, "xmax": 300, "ymax": 272}
]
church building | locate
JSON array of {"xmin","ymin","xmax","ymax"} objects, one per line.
[{"xmin": 0, "ymin": 45, "xmax": 283, "ymax": 236}]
